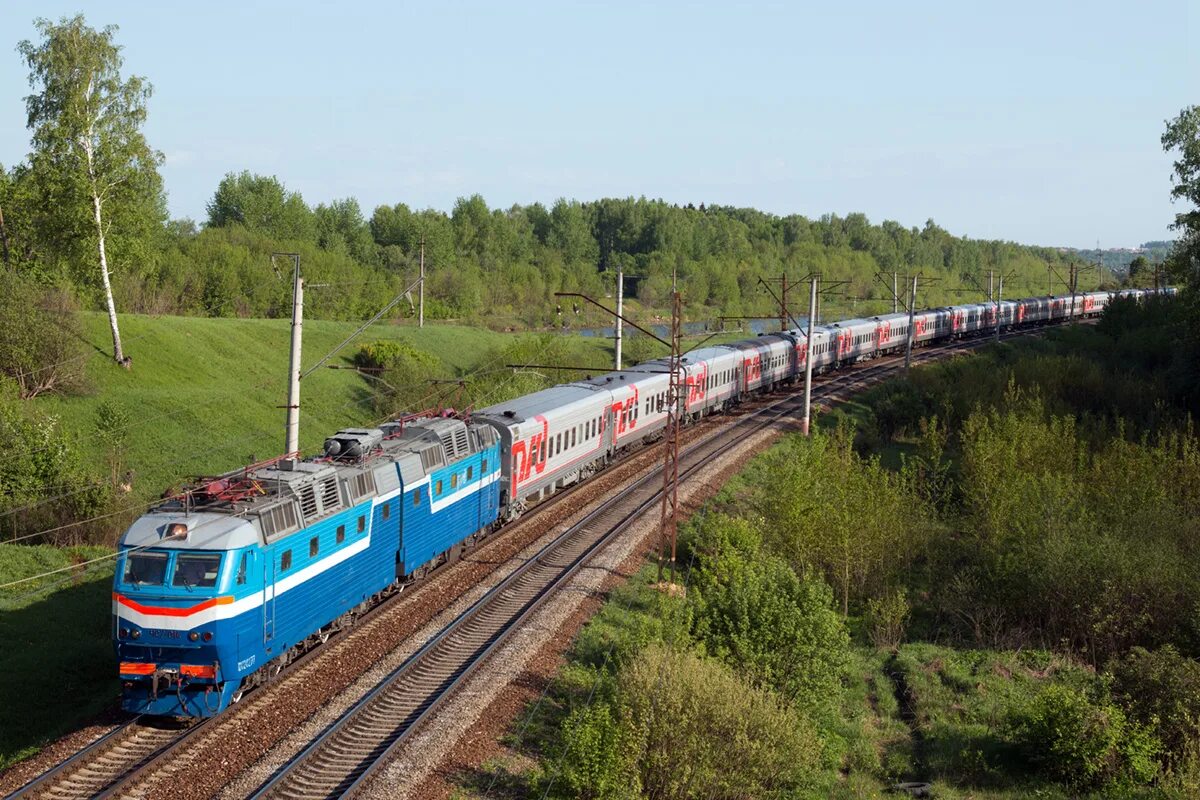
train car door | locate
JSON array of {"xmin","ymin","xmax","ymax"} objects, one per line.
[{"xmin": 262, "ymin": 554, "xmax": 276, "ymax": 648}]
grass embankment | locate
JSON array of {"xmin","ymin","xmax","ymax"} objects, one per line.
[{"xmin": 0, "ymin": 312, "xmax": 610, "ymax": 771}]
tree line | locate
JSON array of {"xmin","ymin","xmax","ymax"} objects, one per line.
[{"xmin": 1, "ymin": 15, "xmax": 1147, "ymax": 373}]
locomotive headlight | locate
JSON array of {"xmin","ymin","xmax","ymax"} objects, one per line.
[
  {"xmin": 119, "ymin": 627, "xmax": 129, "ymax": 638},
  {"xmin": 130, "ymin": 629, "xmax": 141, "ymax": 639},
  {"xmin": 202, "ymin": 632, "xmax": 212, "ymax": 642},
  {"xmin": 188, "ymin": 631, "xmax": 199, "ymax": 642}
]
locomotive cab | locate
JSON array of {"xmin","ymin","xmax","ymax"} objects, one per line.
[{"xmin": 113, "ymin": 512, "xmax": 255, "ymax": 717}]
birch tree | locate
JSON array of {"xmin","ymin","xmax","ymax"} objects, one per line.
[{"xmin": 19, "ymin": 16, "xmax": 164, "ymax": 368}]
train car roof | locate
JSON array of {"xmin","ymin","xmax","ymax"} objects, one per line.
[
  {"xmin": 475, "ymin": 383, "xmax": 607, "ymax": 425},
  {"xmin": 119, "ymin": 510, "xmax": 260, "ymax": 551}
]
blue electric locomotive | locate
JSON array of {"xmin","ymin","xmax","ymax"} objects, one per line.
[{"xmin": 112, "ymin": 415, "xmax": 500, "ymax": 717}]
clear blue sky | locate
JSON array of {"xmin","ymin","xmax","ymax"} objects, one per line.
[{"xmin": 1, "ymin": 1, "xmax": 1195, "ymax": 248}]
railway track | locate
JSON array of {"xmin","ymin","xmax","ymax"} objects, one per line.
[
  {"xmin": 5, "ymin": 321, "xmax": 1061, "ymax": 800},
  {"xmin": 247, "ymin": 326, "xmax": 1046, "ymax": 800}
]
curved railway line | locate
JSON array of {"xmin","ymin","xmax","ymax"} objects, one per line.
[{"xmin": 5, "ymin": 322, "xmax": 1056, "ymax": 800}]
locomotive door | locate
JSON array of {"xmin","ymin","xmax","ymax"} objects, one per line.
[{"xmin": 262, "ymin": 556, "xmax": 276, "ymax": 646}]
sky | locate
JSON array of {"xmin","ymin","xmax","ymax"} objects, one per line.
[{"xmin": 0, "ymin": 1, "xmax": 1195, "ymax": 249}]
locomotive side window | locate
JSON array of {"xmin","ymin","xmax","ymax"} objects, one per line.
[
  {"xmin": 467, "ymin": 465, "xmax": 474, "ymax": 480},
  {"xmin": 281, "ymin": 550, "xmax": 292, "ymax": 572},
  {"xmin": 451, "ymin": 473, "xmax": 459, "ymax": 489},
  {"xmin": 382, "ymin": 502, "xmax": 390, "ymax": 521},
  {"xmin": 482, "ymin": 458, "xmax": 488, "ymax": 472},
  {"xmin": 436, "ymin": 479, "xmax": 443, "ymax": 496},
  {"xmin": 172, "ymin": 553, "xmax": 221, "ymax": 588},
  {"xmin": 236, "ymin": 552, "xmax": 248, "ymax": 585},
  {"xmin": 412, "ymin": 489, "xmax": 421, "ymax": 507},
  {"xmin": 337, "ymin": 524, "xmax": 346, "ymax": 544},
  {"xmin": 309, "ymin": 537, "xmax": 319, "ymax": 557},
  {"xmin": 123, "ymin": 551, "xmax": 167, "ymax": 586},
  {"xmin": 357, "ymin": 514, "xmax": 366, "ymax": 533}
]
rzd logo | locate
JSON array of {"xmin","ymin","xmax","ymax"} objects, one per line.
[
  {"xmin": 685, "ymin": 364, "xmax": 707, "ymax": 407},
  {"xmin": 510, "ymin": 416, "xmax": 549, "ymax": 493},
  {"xmin": 611, "ymin": 386, "xmax": 639, "ymax": 437},
  {"xmin": 743, "ymin": 355, "xmax": 762, "ymax": 385}
]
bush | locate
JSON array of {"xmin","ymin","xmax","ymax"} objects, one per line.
[
  {"xmin": 1007, "ymin": 683, "xmax": 1159, "ymax": 789},
  {"xmin": 690, "ymin": 537, "xmax": 849, "ymax": 719},
  {"xmin": 0, "ymin": 274, "xmax": 87, "ymax": 399},
  {"xmin": 617, "ymin": 645, "xmax": 825, "ymax": 799},
  {"xmin": 352, "ymin": 340, "xmax": 447, "ymax": 415},
  {"xmin": 553, "ymin": 703, "xmax": 637, "ymax": 800},
  {"xmin": 865, "ymin": 587, "xmax": 910, "ymax": 650},
  {"xmin": 1110, "ymin": 646, "xmax": 1200, "ymax": 771}
]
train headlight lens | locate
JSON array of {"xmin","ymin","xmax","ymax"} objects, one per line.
[
  {"xmin": 119, "ymin": 627, "xmax": 129, "ymax": 638},
  {"xmin": 202, "ymin": 632, "xmax": 212, "ymax": 642},
  {"xmin": 188, "ymin": 631, "xmax": 199, "ymax": 642},
  {"xmin": 130, "ymin": 629, "xmax": 141, "ymax": 639}
]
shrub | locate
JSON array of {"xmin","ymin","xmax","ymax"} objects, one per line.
[
  {"xmin": 552, "ymin": 703, "xmax": 638, "ymax": 800},
  {"xmin": 865, "ymin": 587, "xmax": 910, "ymax": 650},
  {"xmin": 0, "ymin": 274, "xmax": 87, "ymax": 398},
  {"xmin": 352, "ymin": 340, "xmax": 446, "ymax": 415},
  {"xmin": 1110, "ymin": 646, "xmax": 1200, "ymax": 771},
  {"xmin": 618, "ymin": 644, "xmax": 825, "ymax": 799},
  {"xmin": 1007, "ymin": 683, "xmax": 1159, "ymax": 789},
  {"xmin": 691, "ymin": 545, "xmax": 849, "ymax": 720}
]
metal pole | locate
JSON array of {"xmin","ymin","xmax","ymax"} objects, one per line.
[
  {"xmin": 988, "ymin": 269, "xmax": 994, "ymax": 303},
  {"xmin": 285, "ymin": 257, "xmax": 303, "ymax": 456},
  {"xmin": 802, "ymin": 274, "xmax": 818, "ymax": 436},
  {"xmin": 1069, "ymin": 263, "xmax": 1077, "ymax": 323},
  {"xmin": 658, "ymin": 286, "xmax": 682, "ymax": 586},
  {"xmin": 904, "ymin": 274, "xmax": 918, "ymax": 372},
  {"xmin": 615, "ymin": 264, "xmax": 623, "ymax": 370},
  {"xmin": 995, "ymin": 274, "xmax": 1003, "ymax": 344},
  {"xmin": 780, "ymin": 271, "xmax": 787, "ymax": 332},
  {"xmin": 418, "ymin": 236, "xmax": 425, "ymax": 328},
  {"xmin": 893, "ymin": 272, "xmax": 898, "ymax": 314}
]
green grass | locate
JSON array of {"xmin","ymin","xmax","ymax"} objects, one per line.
[
  {"xmin": 34, "ymin": 313, "xmax": 584, "ymax": 494},
  {"xmin": 0, "ymin": 544, "xmax": 116, "ymax": 770}
]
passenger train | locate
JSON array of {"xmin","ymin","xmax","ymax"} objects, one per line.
[{"xmin": 111, "ymin": 287, "xmax": 1172, "ymax": 716}]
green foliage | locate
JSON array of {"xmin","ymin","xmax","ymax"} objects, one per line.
[
  {"xmin": 15, "ymin": 13, "xmax": 165, "ymax": 353},
  {"xmin": 747, "ymin": 424, "xmax": 930, "ymax": 616},
  {"xmin": 0, "ymin": 272, "xmax": 87, "ymax": 398},
  {"xmin": 352, "ymin": 340, "xmax": 447, "ymax": 415},
  {"xmin": 573, "ymin": 644, "xmax": 825, "ymax": 800},
  {"xmin": 1007, "ymin": 683, "xmax": 1160, "ymax": 789},
  {"xmin": 551, "ymin": 703, "xmax": 637, "ymax": 800},
  {"xmin": 686, "ymin": 513, "xmax": 850, "ymax": 718},
  {"xmin": 206, "ymin": 171, "xmax": 315, "ymax": 242},
  {"xmin": 865, "ymin": 587, "xmax": 910, "ymax": 650},
  {"xmin": 0, "ymin": 388, "xmax": 111, "ymax": 546},
  {"xmin": 1110, "ymin": 646, "xmax": 1200, "ymax": 772}
]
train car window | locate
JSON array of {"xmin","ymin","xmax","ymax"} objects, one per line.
[
  {"xmin": 571, "ymin": 429, "xmax": 577, "ymax": 447},
  {"xmin": 482, "ymin": 458, "xmax": 488, "ymax": 472},
  {"xmin": 382, "ymin": 502, "xmax": 390, "ymax": 521},
  {"xmin": 413, "ymin": 489, "xmax": 421, "ymax": 507},
  {"xmin": 468, "ymin": 465, "xmax": 474, "ymax": 480},
  {"xmin": 236, "ymin": 552, "xmax": 248, "ymax": 585},
  {"xmin": 123, "ymin": 551, "xmax": 168, "ymax": 586},
  {"xmin": 281, "ymin": 550, "xmax": 292, "ymax": 572},
  {"xmin": 172, "ymin": 553, "xmax": 221, "ymax": 588},
  {"xmin": 309, "ymin": 537, "xmax": 319, "ymax": 557},
  {"xmin": 337, "ymin": 524, "xmax": 346, "ymax": 544},
  {"xmin": 357, "ymin": 514, "xmax": 366, "ymax": 533},
  {"xmin": 451, "ymin": 473, "xmax": 459, "ymax": 489},
  {"xmin": 540, "ymin": 440, "xmax": 546, "ymax": 462},
  {"xmin": 436, "ymin": 479, "xmax": 443, "ymax": 496}
]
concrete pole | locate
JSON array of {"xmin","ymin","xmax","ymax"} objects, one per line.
[
  {"xmin": 418, "ymin": 236, "xmax": 425, "ymax": 328},
  {"xmin": 285, "ymin": 262, "xmax": 304, "ymax": 456},
  {"xmin": 904, "ymin": 274, "xmax": 918, "ymax": 372},
  {"xmin": 802, "ymin": 275, "xmax": 818, "ymax": 436},
  {"xmin": 614, "ymin": 264, "xmax": 624, "ymax": 370}
]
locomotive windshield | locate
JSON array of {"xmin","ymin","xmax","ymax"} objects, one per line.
[
  {"xmin": 171, "ymin": 553, "xmax": 221, "ymax": 588},
  {"xmin": 122, "ymin": 551, "xmax": 168, "ymax": 585}
]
